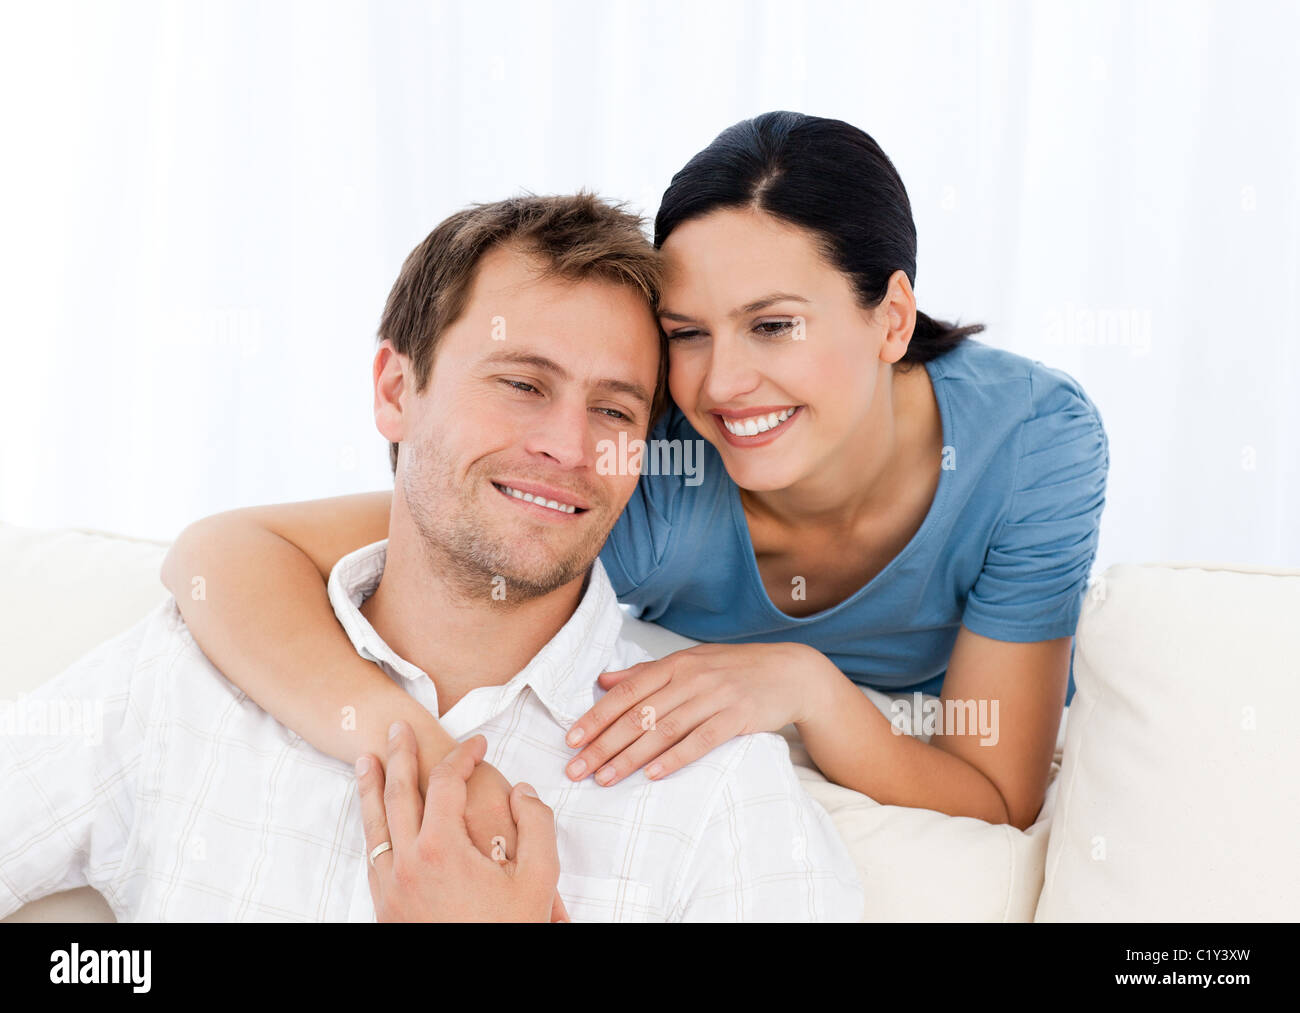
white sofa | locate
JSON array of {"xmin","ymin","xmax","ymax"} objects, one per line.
[{"xmin": 2, "ymin": 521, "xmax": 1297, "ymax": 921}]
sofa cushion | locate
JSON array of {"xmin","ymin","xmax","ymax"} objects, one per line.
[{"xmin": 1034, "ymin": 561, "xmax": 1300, "ymax": 921}]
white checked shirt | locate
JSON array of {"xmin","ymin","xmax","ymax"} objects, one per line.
[{"xmin": 0, "ymin": 541, "xmax": 864, "ymax": 922}]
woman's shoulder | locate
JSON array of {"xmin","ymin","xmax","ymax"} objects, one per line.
[{"xmin": 932, "ymin": 337, "xmax": 1107, "ymax": 440}]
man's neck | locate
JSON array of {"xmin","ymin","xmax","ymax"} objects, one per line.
[{"xmin": 358, "ymin": 517, "xmax": 587, "ymax": 718}]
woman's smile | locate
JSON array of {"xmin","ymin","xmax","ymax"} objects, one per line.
[{"xmin": 711, "ymin": 404, "xmax": 803, "ymax": 447}]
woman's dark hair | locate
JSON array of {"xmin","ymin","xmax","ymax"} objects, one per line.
[{"xmin": 653, "ymin": 111, "xmax": 983, "ymax": 367}]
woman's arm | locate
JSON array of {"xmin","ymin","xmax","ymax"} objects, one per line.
[
  {"xmin": 561, "ymin": 633, "xmax": 1066, "ymax": 829},
  {"xmin": 796, "ymin": 628, "xmax": 1070, "ymax": 829},
  {"xmin": 158, "ymin": 492, "xmax": 459, "ymax": 781}
]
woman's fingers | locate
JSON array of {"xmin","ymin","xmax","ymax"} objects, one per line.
[
  {"xmin": 589, "ymin": 699, "xmax": 714, "ymax": 786},
  {"xmin": 566, "ymin": 682, "xmax": 690, "ymax": 782},
  {"xmin": 638, "ymin": 713, "xmax": 742, "ymax": 782},
  {"xmin": 595, "ymin": 663, "xmax": 639, "ymax": 689},
  {"xmin": 565, "ymin": 659, "xmax": 673, "ymax": 751}
]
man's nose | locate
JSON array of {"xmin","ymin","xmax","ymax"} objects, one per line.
[{"xmin": 522, "ymin": 399, "xmax": 592, "ymax": 470}]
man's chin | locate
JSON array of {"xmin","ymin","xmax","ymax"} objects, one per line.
[{"xmin": 473, "ymin": 539, "xmax": 600, "ymax": 600}]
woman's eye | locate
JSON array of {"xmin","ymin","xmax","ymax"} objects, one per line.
[
  {"xmin": 754, "ymin": 319, "xmax": 794, "ymax": 337},
  {"xmin": 667, "ymin": 329, "xmax": 703, "ymax": 342}
]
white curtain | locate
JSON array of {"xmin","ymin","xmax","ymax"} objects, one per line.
[{"xmin": 1, "ymin": 0, "xmax": 1297, "ymax": 571}]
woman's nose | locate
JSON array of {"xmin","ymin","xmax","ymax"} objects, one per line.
[{"xmin": 702, "ymin": 334, "xmax": 761, "ymax": 405}]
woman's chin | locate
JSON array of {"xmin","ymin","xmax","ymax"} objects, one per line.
[{"xmin": 715, "ymin": 451, "xmax": 809, "ymax": 494}]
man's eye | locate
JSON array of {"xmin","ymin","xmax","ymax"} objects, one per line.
[
  {"xmin": 593, "ymin": 406, "xmax": 630, "ymax": 421},
  {"xmin": 754, "ymin": 320, "xmax": 794, "ymax": 337},
  {"xmin": 502, "ymin": 379, "xmax": 540, "ymax": 394}
]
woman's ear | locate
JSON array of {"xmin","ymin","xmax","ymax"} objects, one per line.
[
  {"xmin": 373, "ymin": 340, "xmax": 410, "ymax": 444},
  {"xmin": 878, "ymin": 269, "xmax": 918, "ymax": 364}
]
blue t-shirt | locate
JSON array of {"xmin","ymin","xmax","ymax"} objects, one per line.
[{"xmin": 598, "ymin": 338, "xmax": 1110, "ymax": 707}]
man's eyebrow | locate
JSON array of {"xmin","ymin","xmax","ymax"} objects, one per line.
[
  {"xmin": 481, "ymin": 348, "xmax": 651, "ymax": 410},
  {"xmin": 658, "ymin": 292, "xmax": 810, "ymax": 323},
  {"xmin": 593, "ymin": 377, "xmax": 652, "ymax": 409}
]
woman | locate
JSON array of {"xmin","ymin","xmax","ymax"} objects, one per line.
[{"xmin": 162, "ymin": 111, "xmax": 1108, "ymax": 868}]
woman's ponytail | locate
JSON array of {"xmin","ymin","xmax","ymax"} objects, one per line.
[{"xmin": 904, "ymin": 310, "xmax": 985, "ymax": 365}]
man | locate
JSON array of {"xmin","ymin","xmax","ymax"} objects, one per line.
[{"xmin": 0, "ymin": 194, "xmax": 864, "ymax": 921}]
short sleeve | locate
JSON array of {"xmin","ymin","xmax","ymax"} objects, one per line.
[
  {"xmin": 961, "ymin": 367, "xmax": 1110, "ymax": 642},
  {"xmin": 597, "ymin": 405, "xmax": 692, "ymax": 600}
]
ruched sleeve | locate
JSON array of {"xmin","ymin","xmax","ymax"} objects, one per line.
[{"xmin": 960, "ymin": 366, "xmax": 1110, "ymax": 642}]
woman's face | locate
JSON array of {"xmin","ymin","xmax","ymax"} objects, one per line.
[{"xmin": 658, "ymin": 206, "xmax": 904, "ymax": 493}]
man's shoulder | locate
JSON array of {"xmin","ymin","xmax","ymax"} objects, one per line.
[
  {"xmin": 57, "ymin": 597, "xmax": 263, "ymax": 718},
  {"xmin": 42, "ymin": 597, "xmax": 191, "ymax": 688},
  {"xmin": 604, "ymin": 635, "xmax": 800, "ymax": 795}
]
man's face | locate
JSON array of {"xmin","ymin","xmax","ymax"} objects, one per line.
[{"xmin": 385, "ymin": 244, "xmax": 661, "ymax": 601}]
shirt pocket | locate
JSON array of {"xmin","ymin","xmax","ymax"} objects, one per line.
[{"xmin": 556, "ymin": 872, "xmax": 658, "ymax": 923}]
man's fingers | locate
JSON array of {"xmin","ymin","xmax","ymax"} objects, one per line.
[
  {"xmin": 383, "ymin": 721, "xmax": 424, "ymax": 850},
  {"xmin": 550, "ymin": 891, "xmax": 570, "ymax": 923},
  {"xmin": 355, "ymin": 753, "xmax": 392, "ymax": 900},
  {"xmin": 508, "ymin": 781, "xmax": 560, "ymax": 895},
  {"xmin": 421, "ymin": 734, "xmax": 487, "ymax": 844}
]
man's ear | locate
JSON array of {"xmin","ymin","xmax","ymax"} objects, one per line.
[{"xmin": 373, "ymin": 340, "xmax": 411, "ymax": 444}]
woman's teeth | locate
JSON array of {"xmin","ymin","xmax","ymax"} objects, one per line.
[
  {"xmin": 721, "ymin": 407, "xmax": 797, "ymax": 437},
  {"xmin": 497, "ymin": 484, "xmax": 578, "ymax": 514}
]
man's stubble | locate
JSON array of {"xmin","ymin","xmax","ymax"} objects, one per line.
[{"xmin": 399, "ymin": 426, "xmax": 614, "ymax": 607}]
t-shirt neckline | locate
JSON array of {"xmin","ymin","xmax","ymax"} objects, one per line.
[{"xmin": 725, "ymin": 353, "xmax": 956, "ymax": 625}]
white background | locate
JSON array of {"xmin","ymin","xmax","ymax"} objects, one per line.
[{"xmin": 1, "ymin": 0, "xmax": 1296, "ymax": 571}]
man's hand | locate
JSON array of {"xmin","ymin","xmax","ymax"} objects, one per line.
[
  {"xmin": 357, "ymin": 722, "xmax": 567, "ymax": 922},
  {"xmin": 420, "ymin": 731, "xmax": 569, "ymax": 922}
]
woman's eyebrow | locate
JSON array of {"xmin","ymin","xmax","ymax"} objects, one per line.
[{"xmin": 658, "ymin": 292, "xmax": 810, "ymax": 323}]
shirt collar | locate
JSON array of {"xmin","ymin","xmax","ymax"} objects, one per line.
[{"xmin": 326, "ymin": 539, "xmax": 625, "ymax": 731}]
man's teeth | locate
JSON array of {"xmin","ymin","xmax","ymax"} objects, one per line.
[
  {"xmin": 722, "ymin": 407, "xmax": 797, "ymax": 437},
  {"xmin": 498, "ymin": 485, "xmax": 578, "ymax": 514}
]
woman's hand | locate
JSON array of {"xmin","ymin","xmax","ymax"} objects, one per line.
[
  {"xmin": 563, "ymin": 642, "xmax": 835, "ymax": 787},
  {"xmin": 358, "ymin": 722, "xmax": 569, "ymax": 922}
]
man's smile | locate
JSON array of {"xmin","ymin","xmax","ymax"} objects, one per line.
[{"xmin": 490, "ymin": 480, "xmax": 591, "ymax": 518}]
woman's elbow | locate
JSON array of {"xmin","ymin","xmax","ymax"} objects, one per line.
[{"xmin": 160, "ymin": 515, "xmax": 224, "ymax": 595}]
